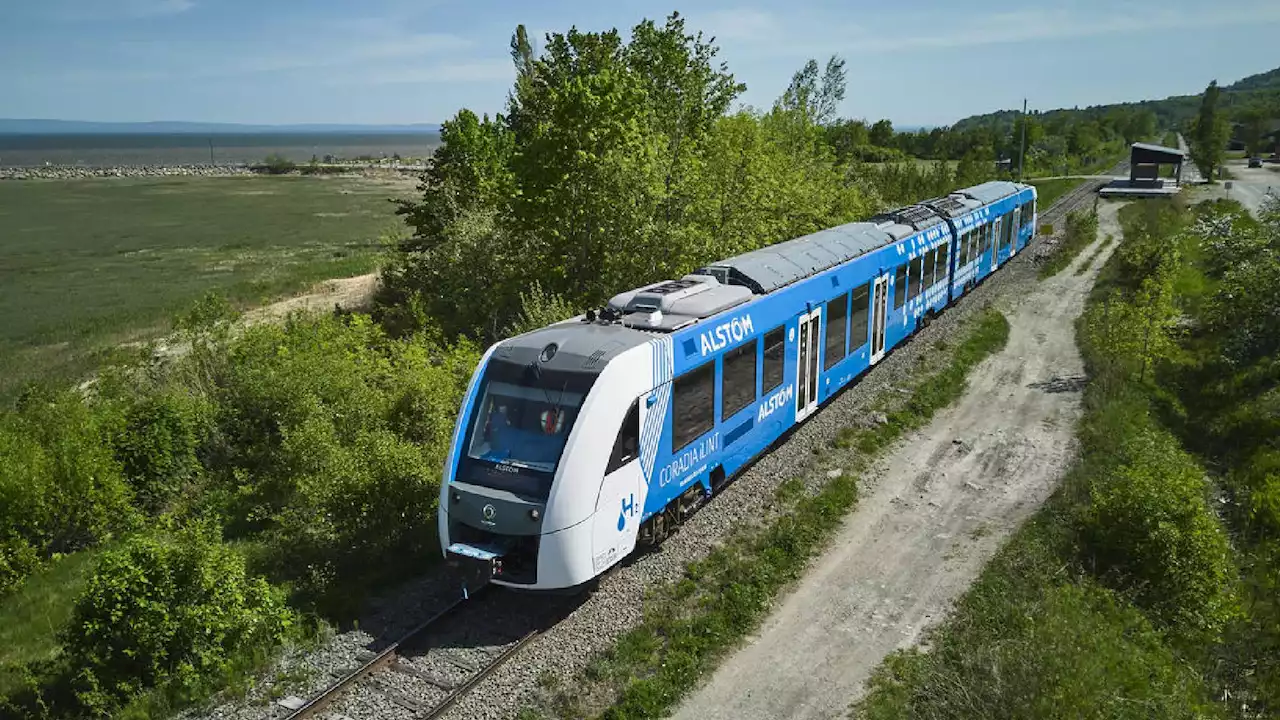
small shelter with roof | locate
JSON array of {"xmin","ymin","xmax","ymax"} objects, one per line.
[{"xmin": 1099, "ymin": 142, "xmax": 1188, "ymax": 198}]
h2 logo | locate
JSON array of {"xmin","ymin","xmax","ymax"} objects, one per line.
[{"xmin": 616, "ymin": 493, "xmax": 636, "ymax": 532}]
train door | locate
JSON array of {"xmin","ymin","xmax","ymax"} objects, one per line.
[
  {"xmin": 1010, "ymin": 206, "xmax": 1022, "ymax": 254},
  {"xmin": 795, "ymin": 307, "xmax": 822, "ymax": 422},
  {"xmin": 870, "ymin": 275, "xmax": 889, "ymax": 364},
  {"xmin": 991, "ymin": 217, "xmax": 1002, "ymax": 268}
]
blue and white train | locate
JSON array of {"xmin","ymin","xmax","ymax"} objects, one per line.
[{"xmin": 439, "ymin": 180, "xmax": 1037, "ymax": 591}]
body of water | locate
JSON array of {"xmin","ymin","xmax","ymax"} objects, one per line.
[{"xmin": 0, "ymin": 132, "xmax": 440, "ymax": 167}]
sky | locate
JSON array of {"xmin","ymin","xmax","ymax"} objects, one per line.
[{"xmin": 4, "ymin": 0, "xmax": 1280, "ymax": 128}]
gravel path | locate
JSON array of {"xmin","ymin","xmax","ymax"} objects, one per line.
[
  {"xmin": 183, "ymin": 187, "xmax": 1102, "ymax": 720},
  {"xmin": 671, "ymin": 198, "xmax": 1126, "ymax": 720}
]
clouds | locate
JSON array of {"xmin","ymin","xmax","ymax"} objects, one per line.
[{"xmin": 7, "ymin": 0, "xmax": 1280, "ymax": 126}]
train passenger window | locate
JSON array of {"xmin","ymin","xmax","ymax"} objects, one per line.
[
  {"xmin": 762, "ymin": 326, "xmax": 785, "ymax": 394},
  {"xmin": 1002, "ymin": 212, "xmax": 1013, "ymax": 249},
  {"xmin": 908, "ymin": 256, "xmax": 923, "ymax": 300},
  {"xmin": 958, "ymin": 232, "xmax": 969, "ymax": 266},
  {"xmin": 605, "ymin": 401, "xmax": 640, "ymax": 475},
  {"xmin": 824, "ymin": 293, "xmax": 848, "ymax": 370},
  {"xmin": 672, "ymin": 361, "xmax": 715, "ymax": 452},
  {"xmin": 938, "ymin": 242, "xmax": 950, "ymax": 281},
  {"xmin": 849, "ymin": 283, "xmax": 869, "ymax": 350},
  {"xmin": 894, "ymin": 264, "xmax": 907, "ymax": 309},
  {"xmin": 722, "ymin": 339, "xmax": 758, "ymax": 419},
  {"xmin": 924, "ymin": 248, "xmax": 938, "ymax": 286}
]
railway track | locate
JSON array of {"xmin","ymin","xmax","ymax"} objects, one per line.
[{"xmin": 282, "ymin": 587, "xmax": 577, "ymax": 720}]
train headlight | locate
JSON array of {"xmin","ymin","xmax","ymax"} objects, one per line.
[
  {"xmin": 451, "ymin": 492, "xmax": 461, "ymax": 503},
  {"xmin": 529, "ymin": 508, "xmax": 540, "ymax": 520}
]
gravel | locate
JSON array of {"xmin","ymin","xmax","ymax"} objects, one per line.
[{"xmin": 182, "ymin": 184, "xmax": 1101, "ymax": 720}]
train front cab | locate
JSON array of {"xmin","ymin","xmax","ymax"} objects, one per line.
[{"xmin": 439, "ymin": 334, "xmax": 653, "ymax": 593}]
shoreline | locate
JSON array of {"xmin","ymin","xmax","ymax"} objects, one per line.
[{"xmin": 0, "ymin": 162, "xmax": 428, "ymax": 180}]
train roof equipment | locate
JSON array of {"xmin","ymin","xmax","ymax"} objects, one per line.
[{"xmin": 595, "ymin": 180, "xmax": 1032, "ymax": 335}]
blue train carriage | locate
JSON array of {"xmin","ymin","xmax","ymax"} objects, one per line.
[
  {"xmin": 438, "ymin": 180, "xmax": 1037, "ymax": 592},
  {"xmin": 930, "ymin": 181, "xmax": 1038, "ymax": 299}
]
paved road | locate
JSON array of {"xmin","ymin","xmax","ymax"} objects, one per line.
[{"xmin": 1191, "ymin": 159, "xmax": 1279, "ymax": 216}]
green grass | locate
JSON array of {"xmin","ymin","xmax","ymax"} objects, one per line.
[
  {"xmin": 1073, "ymin": 233, "xmax": 1114, "ymax": 276},
  {"xmin": 0, "ymin": 550, "xmax": 102, "ymax": 698},
  {"xmin": 1029, "ymin": 177, "xmax": 1085, "ymax": 215},
  {"xmin": 1039, "ymin": 208, "xmax": 1100, "ymax": 279},
  {"xmin": 0, "ymin": 174, "xmax": 414, "ymax": 403},
  {"xmin": 524, "ymin": 309, "xmax": 1010, "ymax": 720}
]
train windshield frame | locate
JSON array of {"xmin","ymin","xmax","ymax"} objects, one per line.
[{"xmin": 456, "ymin": 359, "xmax": 598, "ymax": 500}]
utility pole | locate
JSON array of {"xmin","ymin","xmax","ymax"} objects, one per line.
[{"xmin": 1018, "ymin": 98, "xmax": 1028, "ymax": 181}]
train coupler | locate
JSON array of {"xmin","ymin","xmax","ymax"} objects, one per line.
[{"xmin": 446, "ymin": 542, "xmax": 505, "ymax": 598}]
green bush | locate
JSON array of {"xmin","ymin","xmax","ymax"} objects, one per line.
[
  {"xmin": 0, "ymin": 392, "xmax": 136, "ymax": 593},
  {"xmin": 1079, "ymin": 402, "xmax": 1237, "ymax": 642},
  {"xmin": 258, "ymin": 153, "xmax": 296, "ymax": 175},
  {"xmin": 503, "ymin": 281, "xmax": 581, "ymax": 337},
  {"xmin": 111, "ymin": 391, "xmax": 213, "ymax": 515},
  {"xmin": 183, "ymin": 313, "xmax": 477, "ymax": 601},
  {"xmin": 1231, "ymin": 448, "xmax": 1280, "ymax": 539},
  {"xmin": 60, "ymin": 525, "xmax": 292, "ymax": 715},
  {"xmin": 209, "ymin": 314, "xmax": 398, "ymax": 528},
  {"xmin": 1039, "ymin": 208, "xmax": 1098, "ymax": 278}
]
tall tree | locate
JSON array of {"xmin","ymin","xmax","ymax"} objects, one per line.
[
  {"xmin": 779, "ymin": 55, "xmax": 846, "ymax": 126},
  {"xmin": 1236, "ymin": 106, "xmax": 1268, "ymax": 156},
  {"xmin": 869, "ymin": 119, "xmax": 894, "ymax": 147},
  {"xmin": 816, "ymin": 55, "xmax": 847, "ymax": 126},
  {"xmin": 1190, "ymin": 80, "xmax": 1230, "ymax": 181}
]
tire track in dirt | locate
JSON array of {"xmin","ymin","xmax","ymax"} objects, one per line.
[{"xmin": 671, "ymin": 200, "xmax": 1127, "ymax": 720}]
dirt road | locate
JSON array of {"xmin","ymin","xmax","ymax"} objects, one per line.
[{"xmin": 671, "ymin": 201, "xmax": 1126, "ymax": 720}]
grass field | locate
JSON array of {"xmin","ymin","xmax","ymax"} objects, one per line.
[
  {"xmin": 0, "ymin": 174, "xmax": 414, "ymax": 402},
  {"xmin": 1029, "ymin": 177, "xmax": 1085, "ymax": 214}
]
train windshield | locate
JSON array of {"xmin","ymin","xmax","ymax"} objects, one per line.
[
  {"xmin": 456, "ymin": 358, "xmax": 599, "ymax": 499},
  {"xmin": 466, "ymin": 381, "xmax": 584, "ymax": 473}
]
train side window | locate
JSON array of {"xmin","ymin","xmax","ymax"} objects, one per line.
[
  {"xmin": 938, "ymin": 242, "xmax": 950, "ymax": 280},
  {"xmin": 958, "ymin": 232, "xmax": 969, "ymax": 266},
  {"xmin": 924, "ymin": 248, "xmax": 938, "ymax": 286},
  {"xmin": 722, "ymin": 339, "xmax": 758, "ymax": 419},
  {"xmin": 606, "ymin": 401, "xmax": 640, "ymax": 475},
  {"xmin": 893, "ymin": 263, "xmax": 908, "ymax": 309},
  {"xmin": 824, "ymin": 293, "xmax": 848, "ymax": 370},
  {"xmin": 908, "ymin": 256, "xmax": 923, "ymax": 300},
  {"xmin": 762, "ymin": 326, "xmax": 785, "ymax": 394},
  {"xmin": 849, "ymin": 283, "xmax": 869, "ymax": 350},
  {"xmin": 672, "ymin": 361, "xmax": 715, "ymax": 452}
]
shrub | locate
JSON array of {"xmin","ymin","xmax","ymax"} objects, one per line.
[
  {"xmin": 111, "ymin": 391, "xmax": 213, "ymax": 515},
  {"xmin": 0, "ymin": 392, "xmax": 136, "ymax": 592},
  {"xmin": 1079, "ymin": 419, "xmax": 1238, "ymax": 641},
  {"xmin": 1232, "ymin": 448, "xmax": 1280, "ymax": 540},
  {"xmin": 209, "ymin": 314, "xmax": 397, "ymax": 528},
  {"xmin": 503, "ymin": 281, "xmax": 581, "ymax": 337},
  {"xmin": 258, "ymin": 153, "xmax": 296, "ymax": 175},
  {"xmin": 61, "ymin": 525, "xmax": 292, "ymax": 715}
]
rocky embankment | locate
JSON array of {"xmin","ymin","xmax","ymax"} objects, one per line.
[{"xmin": 0, "ymin": 164, "xmax": 253, "ymax": 180}]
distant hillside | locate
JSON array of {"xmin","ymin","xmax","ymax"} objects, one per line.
[
  {"xmin": 0, "ymin": 119, "xmax": 441, "ymax": 135},
  {"xmin": 953, "ymin": 66, "xmax": 1280, "ymax": 133}
]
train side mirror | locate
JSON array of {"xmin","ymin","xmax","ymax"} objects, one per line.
[{"xmin": 646, "ymin": 394, "xmax": 657, "ymax": 407}]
